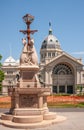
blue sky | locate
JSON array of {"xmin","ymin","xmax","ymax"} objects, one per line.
[{"xmin": 0, "ymin": 0, "xmax": 84, "ymax": 63}]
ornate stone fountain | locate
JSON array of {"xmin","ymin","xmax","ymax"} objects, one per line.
[{"xmin": 1, "ymin": 14, "xmax": 66, "ymax": 129}]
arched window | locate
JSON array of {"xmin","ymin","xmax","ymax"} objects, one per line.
[{"xmin": 53, "ymin": 63, "xmax": 73, "ymax": 75}]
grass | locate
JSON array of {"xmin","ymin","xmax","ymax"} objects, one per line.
[
  {"xmin": 47, "ymin": 102, "xmax": 84, "ymax": 108},
  {"xmin": 51, "ymin": 93, "xmax": 71, "ymax": 96},
  {"xmin": 76, "ymin": 102, "xmax": 84, "ymax": 107}
]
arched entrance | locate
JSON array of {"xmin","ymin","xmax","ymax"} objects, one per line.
[{"xmin": 52, "ymin": 63, "xmax": 74, "ymax": 94}]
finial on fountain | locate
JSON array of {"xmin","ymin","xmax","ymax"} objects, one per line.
[{"xmin": 20, "ymin": 14, "xmax": 38, "ymax": 46}]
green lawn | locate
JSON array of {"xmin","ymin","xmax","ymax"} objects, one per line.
[{"xmin": 48, "ymin": 102, "xmax": 84, "ymax": 108}]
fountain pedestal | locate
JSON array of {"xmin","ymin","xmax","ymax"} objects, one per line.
[{"xmin": 1, "ymin": 65, "xmax": 58, "ymax": 128}]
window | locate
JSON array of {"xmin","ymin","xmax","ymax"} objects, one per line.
[
  {"xmin": 82, "ymin": 74, "xmax": 84, "ymax": 77},
  {"xmin": 52, "ymin": 52, "xmax": 55, "ymax": 57},
  {"xmin": 48, "ymin": 53, "xmax": 51, "ymax": 57},
  {"xmin": 44, "ymin": 53, "xmax": 46, "ymax": 58},
  {"xmin": 53, "ymin": 63, "xmax": 72, "ymax": 75},
  {"xmin": 7, "ymin": 71, "xmax": 13, "ymax": 74},
  {"xmin": 43, "ymin": 40, "xmax": 46, "ymax": 43},
  {"xmin": 56, "ymin": 40, "xmax": 58, "ymax": 42},
  {"xmin": 41, "ymin": 54, "xmax": 43, "ymax": 59},
  {"xmin": 82, "ymin": 74, "xmax": 84, "ymax": 80},
  {"xmin": 50, "ymin": 39, "xmax": 53, "ymax": 42}
]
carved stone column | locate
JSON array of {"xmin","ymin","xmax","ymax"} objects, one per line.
[
  {"xmin": 43, "ymin": 96, "xmax": 47, "ymax": 107},
  {"xmin": 38, "ymin": 96, "xmax": 43, "ymax": 108}
]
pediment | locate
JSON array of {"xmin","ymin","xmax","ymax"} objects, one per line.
[{"xmin": 45, "ymin": 52, "xmax": 83, "ymax": 68}]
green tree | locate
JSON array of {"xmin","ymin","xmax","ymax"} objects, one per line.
[{"xmin": 0, "ymin": 55, "xmax": 4, "ymax": 93}]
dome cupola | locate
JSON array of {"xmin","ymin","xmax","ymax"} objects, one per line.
[
  {"xmin": 41, "ymin": 28, "xmax": 61, "ymax": 50},
  {"xmin": 40, "ymin": 24, "xmax": 63, "ymax": 65}
]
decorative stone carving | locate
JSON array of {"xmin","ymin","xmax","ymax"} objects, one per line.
[
  {"xmin": 20, "ymin": 38, "xmax": 38, "ymax": 66},
  {"xmin": 19, "ymin": 94, "xmax": 38, "ymax": 108}
]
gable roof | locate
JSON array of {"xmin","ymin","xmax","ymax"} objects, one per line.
[
  {"xmin": 45, "ymin": 51, "xmax": 83, "ymax": 67},
  {"xmin": 3, "ymin": 56, "xmax": 19, "ymax": 66}
]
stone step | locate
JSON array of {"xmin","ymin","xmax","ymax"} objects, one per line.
[
  {"xmin": 13, "ymin": 108, "xmax": 49, "ymax": 116},
  {"xmin": 13, "ymin": 115, "xmax": 43, "ymax": 123},
  {"xmin": 1, "ymin": 113, "xmax": 13, "ymax": 121},
  {"xmin": 43, "ymin": 112, "xmax": 56, "ymax": 120},
  {"xmin": 0, "ymin": 115, "xmax": 66, "ymax": 129}
]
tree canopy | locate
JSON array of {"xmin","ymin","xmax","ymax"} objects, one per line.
[{"xmin": 0, "ymin": 54, "xmax": 4, "ymax": 84}]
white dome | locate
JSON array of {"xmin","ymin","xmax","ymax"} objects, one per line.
[
  {"xmin": 41, "ymin": 29, "xmax": 61, "ymax": 50},
  {"xmin": 3, "ymin": 56, "xmax": 17, "ymax": 66}
]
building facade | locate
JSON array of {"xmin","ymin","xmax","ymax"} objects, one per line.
[
  {"xmin": 40, "ymin": 28, "xmax": 84, "ymax": 94},
  {"xmin": 2, "ymin": 56, "xmax": 19, "ymax": 95}
]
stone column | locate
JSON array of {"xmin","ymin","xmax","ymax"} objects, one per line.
[
  {"xmin": 43, "ymin": 96, "xmax": 49, "ymax": 113},
  {"xmin": 57, "ymin": 84, "xmax": 59, "ymax": 93},
  {"xmin": 15, "ymin": 94, "xmax": 19, "ymax": 108},
  {"xmin": 38, "ymin": 96, "xmax": 43, "ymax": 108},
  {"xmin": 11, "ymin": 95, "xmax": 15, "ymax": 109},
  {"xmin": 65, "ymin": 84, "xmax": 67, "ymax": 93},
  {"xmin": 43, "ymin": 96, "xmax": 47, "ymax": 107},
  {"xmin": 45, "ymin": 71, "xmax": 49, "ymax": 84}
]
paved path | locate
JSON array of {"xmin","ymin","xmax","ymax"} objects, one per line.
[{"xmin": 0, "ymin": 108, "xmax": 84, "ymax": 130}]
